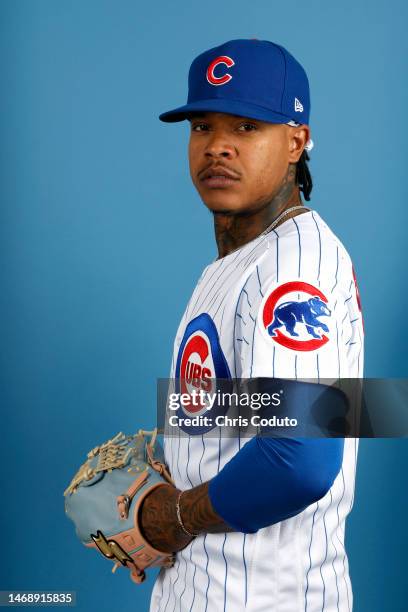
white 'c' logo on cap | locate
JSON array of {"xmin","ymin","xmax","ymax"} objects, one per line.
[{"xmin": 206, "ymin": 56, "xmax": 235, "ymax": 86}]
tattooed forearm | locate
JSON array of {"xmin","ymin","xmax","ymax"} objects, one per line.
[
  {"xmin": 139, "ymin": 482, "xmax": 233, "ymax": 553},
  {"xmin": 180, "ymin": 482, "xmax": 234, "ymax": 535},
  {"xmin": 140, "ymin": 485, "xmax": 191, "ymax": 553}
]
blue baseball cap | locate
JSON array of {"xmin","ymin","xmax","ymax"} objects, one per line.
[{"xmin": 159, "ymin": 39, "xmax": 310, "ymax": 126}]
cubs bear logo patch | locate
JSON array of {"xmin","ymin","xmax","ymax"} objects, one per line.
[{"xmin": 260, "ymin": 281, "xmax": 331, "ymax": 352}]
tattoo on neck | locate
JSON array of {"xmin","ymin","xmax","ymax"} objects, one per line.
[{"xmin": 214, "ymin": 164, "xmax": 302, "ymax": 258}]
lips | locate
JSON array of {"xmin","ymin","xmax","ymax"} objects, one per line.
[{"xmin": 200, "ymin": 165, "xmax": 240, "ymax": 188}]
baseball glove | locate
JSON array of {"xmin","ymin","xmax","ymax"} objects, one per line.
[{"xmin": 63, "ymin": 428, "xmax": 175, "ymax": 584}]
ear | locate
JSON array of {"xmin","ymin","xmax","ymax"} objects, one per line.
[{"xmin": 288, "ymin": 125, "xmax": 311, "ymax": 163}]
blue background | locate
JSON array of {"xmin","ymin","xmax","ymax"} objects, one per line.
[{"xmin": 1, "ymin": 1, "xmax": 407, "ymax": 610}]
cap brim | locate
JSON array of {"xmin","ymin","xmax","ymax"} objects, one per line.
[{"xmin": 159, "ymin": 98, "xmax": 294, "ymax": 124}]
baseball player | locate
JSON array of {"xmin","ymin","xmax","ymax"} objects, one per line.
[{"xmin": 139, "ymin": 39, "xmax": 364, "ymax": 612}]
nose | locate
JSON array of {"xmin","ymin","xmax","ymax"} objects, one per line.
[{"xmin": 204, "ymin": 130, "xmax": 237, "ymax": 159}]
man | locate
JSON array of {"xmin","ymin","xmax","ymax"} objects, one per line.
[{"xmin": 140, "ymin": 39, "xmax": 364, "ymax": 611}]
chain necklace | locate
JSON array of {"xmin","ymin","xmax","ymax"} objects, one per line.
[
  {"xmin": 259, "ymin": 204, "xmax": 311, "ymax": 237},
  {"xmin": 215, "ymin": 204, "xmax": 311, "ymax": 261}
]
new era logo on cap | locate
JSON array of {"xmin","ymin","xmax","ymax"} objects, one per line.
[{"xmin": 294, "ymin": 98, "xmax": 304, "ymax": 112}]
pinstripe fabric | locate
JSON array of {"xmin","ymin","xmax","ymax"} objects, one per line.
[{"xmin": 150, "ymin": 210, "xmax": 364, "ymax": 612}]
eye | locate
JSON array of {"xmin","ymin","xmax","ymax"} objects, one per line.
[
  {"xmin": 237, "ymin": 122, "xmax": 258, "ymax": 132},
  {"xmin": 191, "ymin": 123, "xmax": 209, "ymax": 132}
]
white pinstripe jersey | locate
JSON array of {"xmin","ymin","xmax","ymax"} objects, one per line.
[{"xmin": 150, "ymin": 209, "xmax": 364, "ymax": 612}]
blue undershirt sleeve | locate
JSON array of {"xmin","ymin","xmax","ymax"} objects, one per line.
[{"xmin": 208, "ymin": 436, "xmax": 344, "ymax": 533}]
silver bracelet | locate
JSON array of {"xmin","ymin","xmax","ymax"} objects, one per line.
[{"xmin": 176, "ymin": 490, "xmax": 198, "ymax": 538}]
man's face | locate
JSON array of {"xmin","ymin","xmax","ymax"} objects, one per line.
[{"xmin": 188, "ymin": 112, "xmax": 306, "ymax": 215}]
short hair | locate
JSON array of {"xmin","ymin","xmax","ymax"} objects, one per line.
[{"xmin": 296, "ymin": 150, "xmax": 313, "ymax": 201}]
